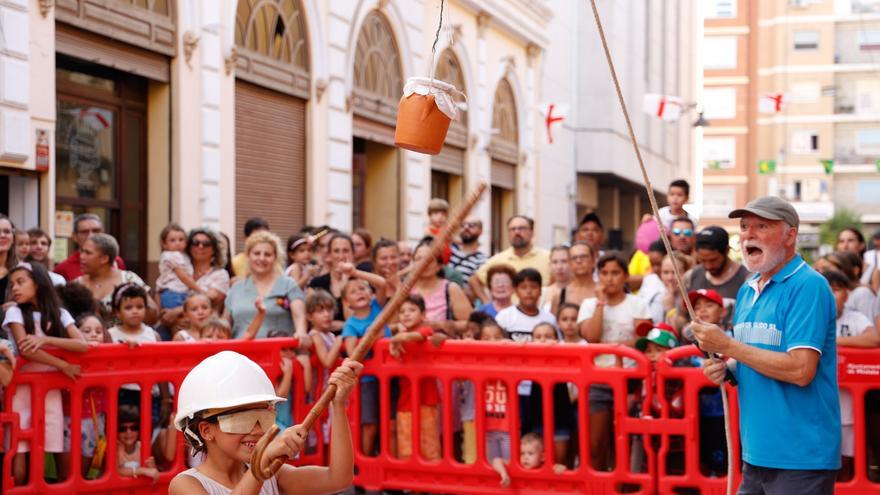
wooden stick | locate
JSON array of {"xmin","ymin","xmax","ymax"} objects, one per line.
[{"xmin": 251, "ymin": 181, "xmax": 488, "ymax": 481}]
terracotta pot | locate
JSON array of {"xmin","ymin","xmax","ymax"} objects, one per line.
[{"xmin": 394, "ymin": 77, "xmax": 461, "ymax": 155}]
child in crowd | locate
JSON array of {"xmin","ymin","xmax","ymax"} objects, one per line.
[
  {"xmin": 268, "ymin": 329, "xmax": 299, "ymax": 431},
  {"xmin": 389, "ymin": 295, "xmax": 442, "ymax": 461},
  {"xmin": 646, "ymin": 253, "xmax": 692, "ymax": 326},
  {"xmin": 630, "ymin": 323, "xmax": 682, "ymax": 473},
  {"xmin": 558, "ymin": 303, "xmax": 585, "ymax": 345},
  {"xmin": 116, "ymin": 406, "xmax": 160, "ymax": 481},
  {"xmin": 198, "ymin": 317, "xmax": 231, "ymax": 341},
  {"xmin": 107, "ymin": 284, "xmax": 172, "ymax": 433},
  {"xmin": 455, "ymin": 313, "xmax": 490, "ymax": 465},
  {"xmin": 425, "ymin": 198, "xmax": 452, "ymax": 264},
  {"xmin": 3, "ymin": 263, "xmax": 88, "ymax": 485},
  {"xmin": 527, "ymin": 323, "xmax": 576, "ymax": 468},
  {"xmin": 73, "ymin": 313, "xmax": 110, "ymax": 478},
  {"xmin": 306, "ymin": 290, "xmax": 342, "ymax": 448},
  {"xmin": 14, "ymin": 230, "xmax": 30, "ymax": 262},
  {"xmin": 286, "ymin": 233, "xmax": 316, "ymax": 289},
  {"xmin": 174, "ymin": 293, "xmax": 213, "ymax": 342},
  {"xmin": 658, "ymin": 179, "xmax": 698, "ymax": 230},
  {"xmin": 57, "ymin": 282, "xmax": 99, "ymax": 322},
  {"xmin": 0, "ymin": 337, "xmax": 14, "ymax": 386},
  {"xmin": 479, "ymin": 318, "xmax": 513, "ymax": 485},
  {"xmin": 156, "ymin": 224, "xmax": 198, "ymax": 310},
  {"xmin": 823, "ymin": 270, "xmax": 880, "ymax": 480},
  {"xmin": 494, "ymin": 432, "xmax": 566, "ymax": 487},
  {"xmin": 496, "ymin": 268, "xmax": 557, "ymax": 343},
  {"xmin": 342, "ymin": 278, "xmax": 391, "ymax": 456},
  {"xmin": 683, "ymin": 289, "xmax": 729, "ymax": 477}
]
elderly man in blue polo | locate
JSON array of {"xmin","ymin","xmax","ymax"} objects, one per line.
[{"xmin": 692, "ymin": 196, "xmax": 840, "ymax": 494}]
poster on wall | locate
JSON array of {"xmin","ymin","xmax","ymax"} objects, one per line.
[{"xmin": 55, "ymin": 210, "xmax": 74, "ymax": 238}]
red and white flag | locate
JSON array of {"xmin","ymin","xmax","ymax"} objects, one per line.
[
  {"xmin": 538, "ymin": 102, "xmax": 568, "ymax": 144},
  {"xmin": 643, "ymin": 93, "xmax": 683, "ymax": 121},
  {"xmin": 759, "ymin": 93, "xmax": 785, "ymax": 113}
]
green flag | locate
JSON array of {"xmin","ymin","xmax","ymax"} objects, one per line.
[
  {"xmin": 820, "ymin": 159, "xmax": 834, "ymax": 174},
  {"xmin": 707, "ymin": 160, "xmax": 721, "ymax": 170},
  {"xmin": 876, "ymin": 159, "xmax": 879, "ymax": 172},
  {"xmin": 758, "ymin": 160, "xmax": 776, "ymax": 174}
]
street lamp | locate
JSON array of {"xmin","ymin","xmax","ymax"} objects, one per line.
[{"xmin": 692, "ymin": 111, "xmax": 710, "ymax": 128}]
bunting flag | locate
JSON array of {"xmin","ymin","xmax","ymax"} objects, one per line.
[
  {"xmin": 876, "ymin": 159, "xmax": 880, "ymax": 172},
  {"xmin": 643, "ymin": 93, "xmax": 683, "ymax": 121},
  {"xmin": 759, "ymin": 93, "xmax": 785, "ymax": 114},
  {"xmin": 758, "ymin": 160, "xmax": 776, "ymax": 174},
  {"xmin": 706, "ymin": 160, "xmax": 722, "ymax": 170},
  {"xmin": 820, "ymin": 159, "xmax": 834, "ymax": 175}
]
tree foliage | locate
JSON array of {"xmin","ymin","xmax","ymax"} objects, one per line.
[{"xmin": 819, "ymin": 208, "xmax": 863, "ymax": 247}]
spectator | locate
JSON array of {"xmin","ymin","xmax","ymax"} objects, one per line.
[
  {"xmin": 449, "ymin": 217, "xmax": 488, "ymax": 289},
  {"xmin": 57, "ymin": 282, "xmax": 98, "ymax": 321},
  {"xmin": 116, "ymin": 405, "xmax": 160, "ymax": 481},
  {"xmin": 478, "ymin": 264, "xmax": 516, "ymax": 318},
  {"xmin": 861, "ymin": 229, "xmax": 880, "ymax": 292},
  {"xmin": 409, "ymin": 238, "xmax": 472, "ymax": 336},
  {"xmin": 54, "ymin": 213, "xmax": 126, "ymax": 282},
  {"xmin": 658, "ymin": 179, "xmax": 699, "ymax": 230},
  {"xmin": 197, "ymin": 317, "xmax": 232, "ymax": 341},
  {"xmin": 309, "ymin": 234, "xmax": 386, "ymax": 330},
  {"xmin": 342, "ymin": 278, "xmax": 390, "ymax": 457},
  {"xmin": 689, "ymin": 226, "xmax": 749, "ymax": 327},
  {"xmin": 156, "ymin": 224, "xmax": 196, "ymax": 310},
  {"xmin": 3, "ymin": 262, "xmax": 87, "ymax": 485},
  {"xmin": 541, "ymin": 245, "xmax": 572, "ymax": 313},
  {"xmin": 669, "ymin": 217, "xmax": 697, "ymax": 256},
  {"xmin": 25, "ymin": 228, "xmax": 65, "ymax": 286},
  {"xmin": 527, "ymin": 323, "xmax": 575, "ymax": 468},
  {"xmin": 312, "ymin": 227, "xmax": 337, "ymax": 277},
  {"xmin": 471, "ymin": 216, "xmax": 550, "ymax": 305},
  {"xmin": 13, "ymin": 230, "xmax": 29, "ymax": 262},
  {"xmin": 0, "ymin": 214, "xmax": 17, "ymax": 300},
  {"xmin": 637, "ymin": 240, "xmax": 667, "ymax": 315},
  {"xmin": 389, "ymin": 294, "xmax": 442, "ymax": 461},
  {"xmin": 480, "ymin": 319, "xmax": 513, "ymax": 486},
  {"xmin": 397, "ymin": 240, "xmax": 413, "ymax": 271},
  {"xmin": 577, "ymin": 252, "xmax": 651, "ymax": 471},
  {"xmin": 815, "ymin": 252, "xmax": 877, "ymax": 322},
  {"xmin": 269, "ymin": 329, "xmax": 301, "ymax": 431},
  {"xmin": 285, "ymin": 233, "xmax": 317, "ymax": 289},
  {"xmin": 495, "ymin": 268, "xmax": 557, "ymax": 344},
  {"xmin": 352, "ymin": 228, "xmax": 374, "ymax": 272},
  {"xmin": 216, "ymin": 231, "xmax": 236, "ymax": 280},
  {"xmin": 425, "ymin": 198, "xmax": 452, "ymax": 264},
  {"xmin": 550, "ymin": 241, "xmax": 597, "ymax": 315},
  {"xmin": 572, "ymin": 212, "xmax": 605, "ymax": 255},
  {"xmin": 558, "ymin": 303, "xmax": 585, "ymax": 345},
  {"xmin": 648, "ymin": 253, "xmax": 692, "ymax": 326},
  {"xmin": 173, "ymin": 293, "xmax": 213, "ymax": 342},
  {"xmin": 225, "ymin": 231, "xmax": 308, "ymax": 341},
  {"xmin": 230, "ymin": 217, "xmax": 270, "ymax": 277},
  {"xmin": 628, "ymin": 217, "xmax": 662, "ymax": 291},
  {"xmin": 696, "ymin": 196, "xmax": 840, "ymax": 494},
  {"xmin": 372, "ymin": 238, "xmax": 402, "ymax": 295},
  {"xmin": 75, "ymin": 234, "xmax": 156, "ymax": 324}
]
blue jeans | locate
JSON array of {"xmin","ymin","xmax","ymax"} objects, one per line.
[{"xmin": 159, "ymin": 290, "xmax": 187, "ymax": 309}]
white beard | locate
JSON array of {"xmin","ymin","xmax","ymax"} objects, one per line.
[{"xmin": 742, "ymin": 243, "xmax": 787, "ymax": 274}]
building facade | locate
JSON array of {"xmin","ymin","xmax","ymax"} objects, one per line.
[{"xmin": 0, "ymin": 0, "xmax": 557, "ymax": 280}]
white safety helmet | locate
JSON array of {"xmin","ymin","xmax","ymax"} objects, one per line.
[{"xmin": 174, "ymin": 351, "xmax": 285, "ymax": 444}]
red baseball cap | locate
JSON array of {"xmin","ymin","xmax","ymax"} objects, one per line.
[
  {"xmin": 687, "ymin": 289, "xmax": 723, "ymax": 308},
  {"xmin": 636, "ymin": 321, "xmax": 677, "ymax": 338}
]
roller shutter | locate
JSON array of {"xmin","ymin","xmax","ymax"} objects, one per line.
[{"xmin": 235, "ymin": 80, "xmax": 306, "ymax": 250}]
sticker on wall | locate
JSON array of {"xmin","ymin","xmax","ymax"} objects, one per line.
[{"xmin": 55, "ymin": 210, "xmax": 74, "ymax": 238}]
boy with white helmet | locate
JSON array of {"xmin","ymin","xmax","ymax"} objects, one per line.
[{"xmin": 169, "ymin": 351, "xmax": 362, "ymax": 494}]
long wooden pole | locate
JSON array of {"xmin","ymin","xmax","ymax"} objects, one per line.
[{"xmin": 252, "ymin": 181, "xmax": 488, "ymax": 481}]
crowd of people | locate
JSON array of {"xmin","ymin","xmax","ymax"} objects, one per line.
[{"xmin": 0, "ymin": 176, "xmax": 879, "ymax": 489}]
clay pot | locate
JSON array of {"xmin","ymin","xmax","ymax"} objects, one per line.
[{"xmin": 394, "ymin": 77, "xmax": 461, "ymax": 155}]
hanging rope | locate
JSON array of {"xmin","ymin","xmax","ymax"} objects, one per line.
[
  {"xmin": 427, "ymin": 0, "xmax": 445, "ymax": 83},
  {"xmin": 586, "ymin": 1, "xmax": 735, "ymax": 494}
]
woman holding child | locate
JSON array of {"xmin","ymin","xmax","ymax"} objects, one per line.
[{"xmin": 409, "ymin": 237, "xmax": 472, "ymax": 335}]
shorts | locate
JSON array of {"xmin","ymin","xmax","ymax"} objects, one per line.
[
  {"xmin": 359, "ymin": 380, "xmax": 379, "ymax": 425},
  {"xmin": 738, "ymin": 462, "xmax": 836, "ymax": 495},
  {"xmin": 159, "ymin": 290, "xmax": 188, "ymax": 309},
  {"xmin": 841, "ymin": 425, "xmax": 854, "ymax": 457},
  {"xmin": 534, "ymin": 426, "xmax": 572, "ymax": 442},
  {"xmin": 396, "ymin": 406, "xmax": 441, "ymax": 461},
  {"xmin": 486, "ymin": 430, "xmax": 510, "ymax": 461},
  {"xmin": 588, "ymin": 384, "xmax": 614, "ymax": 413},
  {"xmin": 13, "ymin": 386, "xmax": 63, "ymax": 453}
]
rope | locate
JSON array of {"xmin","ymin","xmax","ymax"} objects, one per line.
[
  {"xmin": 586, "ymin": 2, "xmax": 735, "ymax": 494},
  {"xmin": 427, "ymin": 0, "xmax": 445, "ymax": 83}
]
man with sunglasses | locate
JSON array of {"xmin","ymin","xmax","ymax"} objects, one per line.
[
  {"xmin": 54, "ymin": 213, "xmax": 126, "ymax": 281},
  {"xmin": 669, "ymin": 217, "xmax": 697, "ymax": 256}
]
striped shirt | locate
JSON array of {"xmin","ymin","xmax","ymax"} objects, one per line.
[{"xmin": 449, "ymin": 244, "xmax": 487, "ymax": 282}]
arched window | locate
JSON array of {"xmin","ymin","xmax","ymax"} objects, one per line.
[
  {"xmin": 435, "ymin": 49, "xmax": 468, "ymax": 147},
  {"xmin": 235, "ymin": 0, "xmax": 310, "ymax": 97},
  {"xmin": 490, "ymin": 78, "xmax": 518, "ymax": 163},
  {"xmin": 352, "ymin": 11, "xmax": 403, "ymax": 125}
]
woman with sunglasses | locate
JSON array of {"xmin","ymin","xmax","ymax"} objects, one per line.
[{"xmin": 171, "ymin": 351, "xmax": 362, "ymax": 494}]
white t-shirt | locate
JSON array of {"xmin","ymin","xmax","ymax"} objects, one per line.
[
  {"xmin": 578, "ymin": 294, "xmax": 649, "ymax": 368},
  {"xmin": 639, "ymin": 273, "xmax": 665, "ymax": 323},
  {"xmin": 494, "ymin": 305, "xmax": 557, "ymax": 343},
  {"xmin": 157, "ymin": 250, "xmax": 192, "ymax": 292},
  {"xmin": 862, "ymin": 250, "xmax": 878, "ymax": 286},
  {"xmin": 2, "ymin": 306, "xmax": 75, "ymax": 372},
  {"xmin": 846, "ymin": 286, "xmax": 877, "ymax": 322},
  {"xmin": 658, "ymin": 205, "xmax": 699, "ymax": 231},
  {"xmin": 837, "ymin": 309, "xmax": 873, "ymax": 425}
]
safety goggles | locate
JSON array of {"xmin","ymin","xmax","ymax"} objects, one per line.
[
  {"xmin": 672, "ymin": 228, "xmax": 693, "ymax": 237},
  {"xmin": 215, "ymin": 408, "xmax": 277, "ymax": 435}
]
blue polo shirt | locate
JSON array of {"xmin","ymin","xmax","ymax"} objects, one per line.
[{"xmin": 732, "ymin": 255, "xmax": 840, "ymax": 470}]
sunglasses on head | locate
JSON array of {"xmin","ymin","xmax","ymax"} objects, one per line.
[
  {"xmin": 191, "ymin": 239, "xmax": 212, "ymax": 248},
  {"xmin": 118, "ymin": 423, "xmax": 139, "ymax": 433},
  {"xmin": 215, "ymin": 407, "xmax": 277, "ymax": 435},
  {"xmin": 672, "ymin": 228, "xmax": 693, "ymax": 237}
]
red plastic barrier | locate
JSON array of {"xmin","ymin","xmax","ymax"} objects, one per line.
[
  {"xmin": 0, "ymin": 339, "xmax": 291, "ymax": 494},
  {"xmin": 836, "ymin": 347, "xmax": 880, "ymax": 495}
]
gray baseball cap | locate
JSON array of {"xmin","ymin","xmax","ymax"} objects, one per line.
[{"xmin": 728, "ymin": 196, "xmax": 799, "ymax": 228}]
